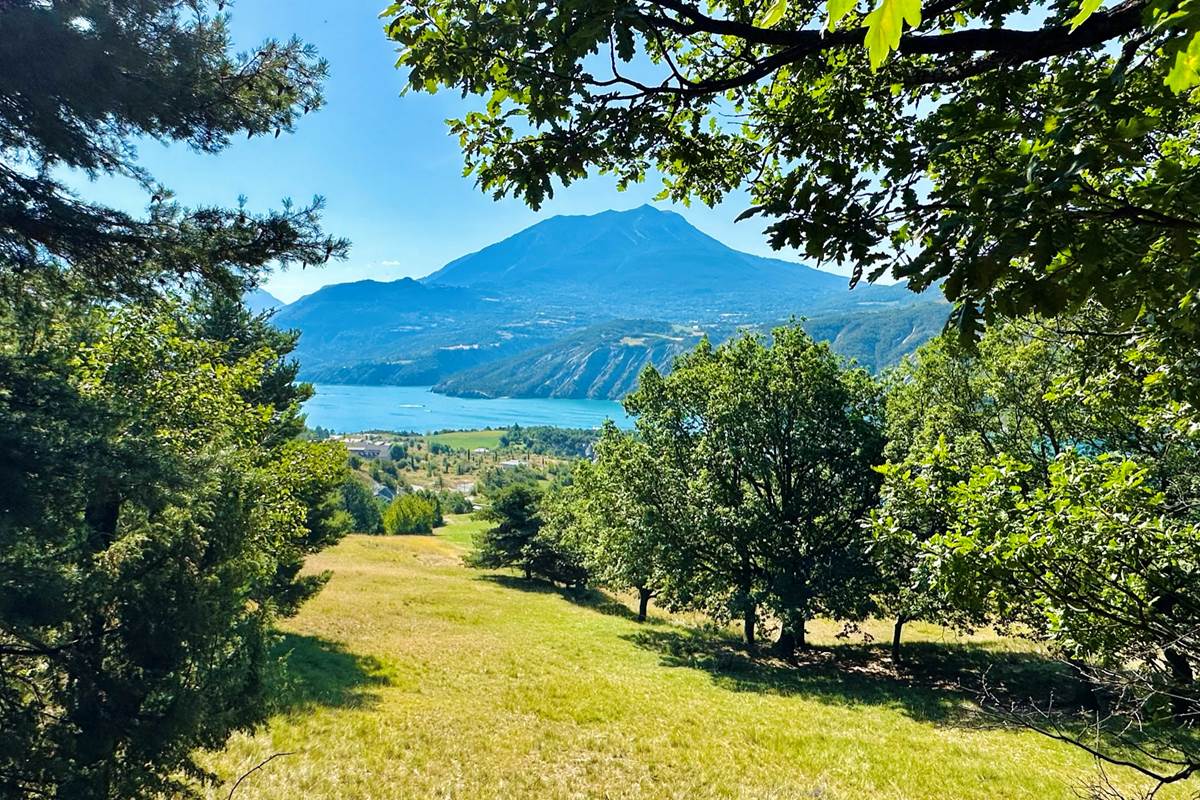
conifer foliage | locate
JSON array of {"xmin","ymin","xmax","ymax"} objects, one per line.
[{"xmin": 0, "ymin": 3, "xmax": 349, "ymax": 797}]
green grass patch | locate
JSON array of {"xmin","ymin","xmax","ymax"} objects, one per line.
[
  {"xmin": 197, "ymin": 535, "xmax": 1180, "ymax": 800},
  {"xmin": 426, "ymin": 429, "xmax": 505, "ymax": 451},
  {"xmin": 437, "ymin": 513, "xmax": 488, "ymax": 548}
]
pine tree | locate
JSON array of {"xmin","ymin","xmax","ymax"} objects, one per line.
[{"xmin": 0, "ymin": 3, "xmax": 350, "ymax": 797}]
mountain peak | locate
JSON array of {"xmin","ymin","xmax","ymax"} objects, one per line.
[
  {"xmin": 421, "ymin": 203, "xmax": 853, "ymax": 314},
  {"xmin": 243, "ymin": 287, "xmax": 281, "ymax": 314},
  {"xmin": 615, "ymin": 203, "xmax": 668, "ymax": 216},
  {"xmin": 277, "ymin": 203, "xmax": 941, "ymax": 395},
  {"xmin": 590, "ymin": 203, "xmax": 687, "ymax": 225}
]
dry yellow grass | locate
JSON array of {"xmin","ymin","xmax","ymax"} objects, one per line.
[{"xmin": 196, "ymin": 527, "xmax": 1183, "ymax": 800}]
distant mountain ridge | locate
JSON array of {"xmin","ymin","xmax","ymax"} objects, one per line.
[
  {"xmin": 424, "ymin": 205, "xmax": 912, "ymax": 317},
  {"xmin": 273, "ymin": 278, "xmax": 565, "ymax": 384},
  {"xmin": 432, "ymin": 307, "xmax": 949, "ymax": 400},
  {"xmin": 243, "ymin": 287, "xmax": 281, "ymax": 314},
  {"xmin": 274, "ymin": 206, "xmax": 948, "ymax": 398}
]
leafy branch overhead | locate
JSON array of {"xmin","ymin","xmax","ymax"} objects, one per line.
[{"xmin": 384, "ymin": 0, "xmax": 1200, "ymax": 352}]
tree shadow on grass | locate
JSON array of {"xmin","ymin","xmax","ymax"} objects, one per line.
[
  {"xmin": 476, "ymin": 573, "xmax": 666, "ymax": 625},
  {"xmin": 624, "ymin": 626, "xmax": 1081, "ymax": 728},
  {"xmin": 270, "ymin": 633, "xmax": 393, "ymax": 713},
  {"xmin": 476, "ymin": 571, "xmax": 1083, "ymax": 731}
]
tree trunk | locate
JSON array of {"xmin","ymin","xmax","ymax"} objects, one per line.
[
  {"xmin": 776, "ymin": 622, "xmax": 805, "ymax": 657},
  {"xmin": 636, "ymin": 587, "xmax": 652, "ymax": 622},
  {"xmin": 523, "ymin": 565, "xmax": 532, "ymax": 580},
  {"xmin": 1151, "ymin": 595, "xmax": 1197, "ymax": 721},
  {"xmin": 774, "ymin": 627, "xmax": 795, "ymax": 658},
  {"xmin": 891, "ymin": 616, "xmax": 906, "ymax": 663},
  {"xmin": 1067, "ymin": 657, "xmax": 1101, "ymax": 712},
  {"xmin": 68, "ymin": 491, "xmax": 122, "ymax": 799},
  {"xmin": 1164, "ymin": 645, "xmax": 1196, "ymax": 722},
  {"xmin": 743, "ymin": 604, "xmax": 757, "ymax": 647}
]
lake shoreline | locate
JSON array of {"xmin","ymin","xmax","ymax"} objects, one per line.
[{"xmin": 302, "ymin": 383, "xmax": 634, "ymax": 434}]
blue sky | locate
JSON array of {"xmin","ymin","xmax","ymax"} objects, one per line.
[{"xmin": 74, "ymin": 1, "xmax": 849, "ymax": 302}]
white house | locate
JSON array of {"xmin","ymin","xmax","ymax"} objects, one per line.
[{"xmin": 343, "ymin": 438, "xmax": 386, "ymax": 459}]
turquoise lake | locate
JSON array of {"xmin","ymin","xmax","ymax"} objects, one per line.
[{"xmin": 304, "ymin": 384, "xmax": 634, "ymax": 433}]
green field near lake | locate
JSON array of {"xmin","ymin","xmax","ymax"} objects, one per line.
[
  {"xmin": 198, "ymin": 517, "xmax": 1167, "ymax": 800},
  {"xmin": 426, "ymin": 429, "xmax": 507, "ymax": 451}
]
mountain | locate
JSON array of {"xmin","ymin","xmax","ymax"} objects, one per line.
[
  {"xmin": 279, "ymin": 206, "xmax": 947, "ymax": 397},
  {"xmin": 274, "ymin": 278, "xmax": 568, "ymax": 382},
  {"xmin": 432, "ymin": 306, "xmax": 948, "ymax": 400},
  {"xmin": 803, "ymin": 304, "xmax": 949, "ymax": 372},
  {"xmin": 424, "ymin": 205, "xmax": 914, "ymax": 317},
  {"xmin": 433, "ymin": 320, "xmax": 710, "ymax": 399},
  {"xmin": 243, "ymin": 287, "xmax": 282, "ymax": 314}
]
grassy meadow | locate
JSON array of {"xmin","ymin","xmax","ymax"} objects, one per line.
[
  {"xmin": 426, "ymin": 429, "xmax": 506, "ymax": 451},
  {"xmin": 198, "ymin": 515, "xmax": 1170, "ymax": 800}
]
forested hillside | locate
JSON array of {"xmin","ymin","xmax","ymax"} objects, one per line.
[
  {"xmin": 432, "ymin": 305, "xmax": 948, "ymax": 400},
  {"xmin": 432, "ymin": 320, "xmax": 708, "ymax": 399}
]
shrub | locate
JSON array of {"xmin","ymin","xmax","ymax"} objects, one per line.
[{"xmin": 383, "ymin": 494, "xmax": 438, "ymax": 535}]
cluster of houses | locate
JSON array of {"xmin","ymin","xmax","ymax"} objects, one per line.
[{"xmin": 340, "ymin": 438, "xmax": 389, "ymax": 459}]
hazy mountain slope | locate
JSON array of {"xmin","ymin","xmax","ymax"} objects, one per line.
[
  {"xmin": 803, "ymin": 304, "xmax": 950, "ymax": 371},
  {"xmin": 432, "ymin": 305, "xmax": 949, "ymax": 400},
  {"xmin": 274, "ymin": 278, "xmax": 573, "ymax": 378},
  {"xmin": 243, "ymin": 287, "xmax": 281, "ymax": 314},
  {"xmin": 432, "ymin": 320, "xmax": 709, "ymax": 399}
]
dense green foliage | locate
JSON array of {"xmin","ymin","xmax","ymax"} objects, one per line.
[
  {"xmin": 878, "ymin": 318, "xmax": 1200, "ymax": 647},
  {"xmin": 0, "ymin": 2, "xmax": 348, "ymax": 797},
  {"xmin": 0, "ymin": 296, "xmax": 349, "ymax": 798},
  {"xmin": 544, "ymin": 426, "xmax": 676, "ymax": 621},
  {"xmin": 559, "ymin": 325, "xmax": 883, "ymax": 649},
  {"xmin": 499, "ymin": 425, "xmax": 598, "ymax": 457},
  {"xmin": 427, "ymin": 489, "xmax": 475, "ymax": 515},
  {"xmin": 479, "ymin": 463, "xmax": 546, "ymax": 493},
  {"xmin": 869, "ymin": 314, "xmax": 1200, "ymax": 784},
  {"xmin": 468, "ymin": 485, "xmax": 587, "ymax": 585},
  {"xmin": 341, "ymin": 479, "xmax": 386, "ymax": 534},
  {"xmin": 383, "ymin": 494, "xmax": 439, "ymax": 535}
]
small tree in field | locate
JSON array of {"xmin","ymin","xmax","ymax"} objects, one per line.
[
  {"xmin": 383, "ymin": 494, "xmax": 437, "ymax": 535},
  {"xmin": 547, "ymin": 424, "xmax": 677, "ymax": 622},
  {"xmin": 340, "ymin": 478, "xmax": 385, "ymax": 534},
  {"xmin": 469, "ymin": 484, "xmax": 586, "ymax": 586}
]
